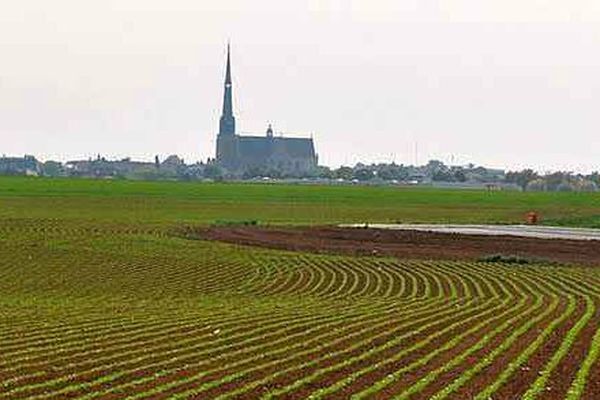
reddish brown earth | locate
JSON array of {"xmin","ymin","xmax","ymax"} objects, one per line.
[
  {"xmin": 583, "ymin": 353, "xmax": 600, "ymax": 399},
  {"xmin": 363, "ymin": 297, "xmax": 539, "ymax": 399},
  {"xmin": 183, "ymin": 226, "xmax": 600, "ymax": 266},
  {"xmin": 465, "ymin": 300, "xmax": 584, "ymax": 400},
  {"xmin": 535, "ymin": 307, "xmax": 600, "ymax": 400}
]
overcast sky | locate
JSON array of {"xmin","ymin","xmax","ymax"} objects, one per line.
[{"xmin": 1, "ymin": 1, "xmax": 600, "ymax": 172}]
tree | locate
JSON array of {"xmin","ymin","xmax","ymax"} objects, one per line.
[
  {"xmin": 204, "ymin": 165, "xmax": 224, "ymax": 181},
  {"xmin": 316, "ymin": 166, "xmax": 334, "ymax": 179},
  {"xmin": 545, "ymin": 171, "xmax": 572, "ymax": 191},
  {"xmin": 353, "ymin": 168, "xmax": 374, "ymax": 181},
  {"xmin": 333, "ymin": 166, "xmax": 353, "ymax": 181},
  {"xmin": 41, "ymin": 161, "xmax": 64, "ymax": 177},
  {"xmin": 505, "ymin": 169, "xmax": 539, "ymax": 190}
]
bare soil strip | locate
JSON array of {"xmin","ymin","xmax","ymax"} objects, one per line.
[
  {"xmin": 188, "ymin": 226, "xmax": 600, "ymax": 266},
  {"xmin": 482, "ymin": 301, "xmax": 586, "ymax": 400},
  {"xmin": 581, "ymin": 335, "xmax": 600, "ymax": 399},
  {"xmin": 537, "ymin": 307, "xmax": 600, "ymax": 400},
  {"xmin": 127, "ymin": 299, "xmax": 465, "ymax": 399},
  {"xmin": 350, "ymin": 297, "xmax": 538, "ymax": 399}
]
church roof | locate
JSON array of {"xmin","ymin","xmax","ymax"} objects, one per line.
[{"xmin": 236, "ymin": 135, "xmax": 316, "ymax": 159}]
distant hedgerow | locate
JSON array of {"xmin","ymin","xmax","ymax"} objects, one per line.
[{"xmin": 479, "ymin": 254, "xmax": 532, "ymax": 265}]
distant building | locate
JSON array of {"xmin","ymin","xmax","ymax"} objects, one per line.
[
  {"xmin": 0, "ymin": 155, "xmax": 40, "ymax": 176},
  {"xmin": 215, "ymin": 45, "xmax": 318, "ymax": 176},
  {"xmin": 161, "ymin": 155, "xmax": 185, "ymax": 168},
  {"xmin": 65, "ymin": 156, "xmax": 155, "ymax": 178}
]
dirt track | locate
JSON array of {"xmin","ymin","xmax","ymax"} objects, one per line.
[{"xmin": 188, "ymin": 225, "xmax": 600, "ymax": 266}]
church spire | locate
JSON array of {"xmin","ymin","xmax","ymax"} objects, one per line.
[
  {"xmin": 219, "ymin": 42, "xmax": 235, "ymax": 136},
  {"xmin": 225, "ymin": 42, "xmax": 232, "ymax": 86}
]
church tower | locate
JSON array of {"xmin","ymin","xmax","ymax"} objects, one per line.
[
  {"xmin": 219, "ymin": 43, "xmax": 235, "ymax": 136},
  {"xmin": 213, "ymin": 44, "xmax": 317, "ymax": 176},
  {"xmin": 216, "ymin": 44, "xmax": 237, "ymax": 168}
]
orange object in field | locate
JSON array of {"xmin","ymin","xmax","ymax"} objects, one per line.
[{"xmin": 526, "ymin": 212, "xmax": 539, "ymax": 225}]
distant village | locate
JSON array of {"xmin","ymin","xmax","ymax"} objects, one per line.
[
  {"xmin": 1, "ymin": 153, "xmax": 598, "ymax": 192},
  {"xmin": 2, "ymin": 46, "xmax": 598, "ymax": 192}
]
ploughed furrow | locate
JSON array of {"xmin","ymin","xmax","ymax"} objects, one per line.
[
  {"xmin": 1, "ymin": 293, "xmax": 338, "ymax": 368},
  {"xmin": 526, "ymin": 297, "xmax": 598, "ymax": 400},
  {"xmin": 376, "ymin": 261, "xmax": 409, "ymax": 298},
  {"xmin": 196, "ymin": 299, "xmax": 499, "ymax": 400},
  {"xmin": 0, "ymin": 307, "xmax": 325, "ymax": 385},
  {"xmin": 118, "ymin": 304, "xmax": 464, "ymax": 396},
  {"xmin": 1, "ymin": 300, "xmax": 401, "ymax": 398},
  {"xmin": 368, "ymin": 267, "xmax": 541, "ymax": 399},
  {"xmin": 515, "ymin": 268, "xmax": 600, "ymax": 400},
  {"xmin": 317, "ymin": 259, "xmax": 349, "ymax": 297},
  {"xmin": 574, "ymin": 323, "xmax": 600, "ymax": 400},
  {"xmin": 426, "ymin": 265, "xmax": 585, "ymax": 400},
  {"xmin": 0, "ymin": 314, "xmax": 166, "ymax": 351},
  {"xmin": 121, "ymin": 297, "xmax": 459, "ymax": 399},
  {"xmin": 471, "ymin": 269, "xmax": 596, "ymax": 400},
  {"xmin": 2, "ymin": 218, "xmax": 600, "ymax": 400},
  {"xmin": 0, "ymin": 319, "xmax": 208, "ymax": 383},
  {"xmin": 274, "ymin": 262, "xmax": 516, "ymax": 399},
  {"xmin": 262, "ymin": 302, "xmax": 517, "ymax": 400},
  {"xmin": 326, "ymin": 262, "xmax": 532, "ymax": 399},
  {"xmin": 55, "ymin": 298, "xmax": 445, "ymax": 399},
  {"xmin": 199, "ymin": 269, "xmax": 465, "ymax": 399},
  {"xmin": 373, "ymin": 297, "xmax": 541, "ymax": 399},
  {"xmin": 421, "ymin": 296, "xmax": 565, "ymax": 400}
]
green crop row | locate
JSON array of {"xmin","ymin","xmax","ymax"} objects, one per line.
[{"xmin": 1, "ymin": 204, "xmax": 599, "ymax": 399}]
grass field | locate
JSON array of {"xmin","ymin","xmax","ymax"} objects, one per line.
[
  {"xmin": 1, "ymin": 176, "xmax": 600, "ymax": 226},
  {"xmin": 1, "ymin": 177, "xmax": 599, "ymax": 399}
]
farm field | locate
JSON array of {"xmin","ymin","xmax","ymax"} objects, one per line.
[
  {"xmin": 1, "ymin": 176, "xmax": 600, "ymax": 226},
  {"xmin": 0, "ymin": 177, "xmax": 600, "ymax": 399}
]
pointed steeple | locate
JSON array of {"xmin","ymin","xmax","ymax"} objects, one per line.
[
  {"xmin": 219, "ymin": 42, "xmax": 235, "ymax": 136},
  {"xmin": 225, "ymin": 42, "xmax": 232, "ymax": 86}
]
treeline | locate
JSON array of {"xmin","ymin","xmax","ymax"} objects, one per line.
[
  {"xmin": 505, "ymin": 170, "xmax": 598, "ymax": 192},
  {"xmin": 314, "ymin": 161, "xmax": 599, "ymax": 192},
  {"xmin": 1, "ymin": 155, "xmax": 598, "ymax": 191},
  {"xmin": 313, "ymin": 160, "xmax": 504, "ymax": 184}
]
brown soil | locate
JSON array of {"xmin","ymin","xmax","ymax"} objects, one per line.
[
  {"xmin": 202, "ymin": 299, "xmax": 506, "ymax": 399},
  {"xmin": 464, "ymin": 300, "xmax": 584, "ymax": 400},
  {"xmin": 582, "ymin": 345, "xmax": 600, "ymax": 400},
  {"xmin": 536, "ymin": 305, "xmax": 600, "ymax": 400},
  {"xmin": 188, "ymin": 226, "xmax": 600, "ymax": 266},
  {"xmin": 133, "ymin": 300, "xmax": 460, "ymax": 399},
  {"xmin": 362, "ymin": 297, "xmax": 539, "ymax": 399},
  {"xmin": 326, "ymin": 298, "xmax": 532, "ymax": 399}
]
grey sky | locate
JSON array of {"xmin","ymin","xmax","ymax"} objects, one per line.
[{"xmin": 1, "ymin": 0, "xmax": 599, "ymax": 172}]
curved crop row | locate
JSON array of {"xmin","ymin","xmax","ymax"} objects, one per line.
[{"xmin": 1, "ymin": 219, "xmax": 599, "ymax": 399}]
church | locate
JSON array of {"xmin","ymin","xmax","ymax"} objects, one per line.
[{"xmin": 215, "ymin": 45, "xmax": 318, "ymax": 176}]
